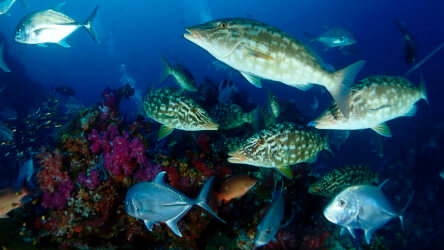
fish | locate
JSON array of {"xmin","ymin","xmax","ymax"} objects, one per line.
[
  {"xmin": 261, "ymin": 90, "xmax": 280, "ymax": 127},
  {"xmin": 394, "ymin": 19, "xmax": 417, "ymax": 64},
  {"xmin": 308, "ymin": 165, "xmax": 379, "ymax": 197},
  {"xmin": 323, "ymin": 181, "xmax": 414, "ymax": 244},
  {"xmin": 307, "ymin": 27, "xmax": 357, "ymax": 49},
  {"xmin": 216, "ymin": 175, "xmax": 256, "ymax": 203},
  {"xmin": 255, "ymin": 181, "xmax": 292, "ymax": 247},
  {"xmin": 210, "ymin": 103, "xmax": 259, "ymax": 130},
  {"xmin": 14, "ymin": 4, "xmax": 99, "ymax": 47},
  {"xmin": 0, "ymin": 0, "xmax": 27, "ymax": 15},
  {"xmin": 0, "ymin": 42, "xmax": 10, "ymax": 73},
  {"xmin": 218, "ymin": 79, "xmax": 238, "ymax": 103},
  {"xmin": 142, "ymin": 88, "xmax": 218, "ymax": 140},
  {"xmin": 0, "ymin": 124, "xmax": 13, "ymax": 141},
  {"xmin": 0, "ymin": 187, "xmax": 28, "ymax": 218},
  {"xmin": 160, "ymin": 55, "xmax": 198, "ymax": 92},
  {"xmin": 125, "ymin": 171, "xmax": 225, "ymax": 237},
  {"xmin": 227, "ymin": 122, "xmax": 331, "ymax": 179},
  {"xmin": 183, "ymin": 18, "xmax": 366, "ymax": 118},
  {"xmin": 312, "ymin": 76, "xmax": 428, "ymax": 137},
  {"xmin": 16, "ymin": 158, "xmax": 34, "ymax": 189}
]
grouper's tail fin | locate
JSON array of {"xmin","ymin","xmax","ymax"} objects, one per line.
[
  {"xmin": 327, "ymin": 60, "xmax": 366, "ymax": 118},
  {"xmin": 195, "ymin": 176, "xmax": 226, "ymax": 224},
  {"xmin": 0, "ymin": 42, "xmax": 11, "ymax": 73},
  {"xmin": 84, "ymin": 6, "xmax": 99, "ymax": 43}
]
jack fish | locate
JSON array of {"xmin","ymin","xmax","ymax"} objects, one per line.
[
  {"xmin": 184, "ymin": 18, "xmax": 365, "ymax": 117},
  {"xmin": 313, "ymin": 75, "xmax": 428, "ymax": 137},
  {"xmin": 228, "ymin": 122, "xmax": 331, "ymax": 178},
  {"xmin": 143, "ymin": 88, "xmax": 218, "ymax": 140},
  {"xmin": 14, "ymin": 5, "xmax": 99, "ymax": 47},
  {"xmin": 125, "ymin": 171, "xmax": 225, "ymax": 237}
]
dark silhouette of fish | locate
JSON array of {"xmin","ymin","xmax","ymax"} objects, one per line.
[{"xmin": 394, "ymin": 19, "xmax": 417, "ymax": 64}]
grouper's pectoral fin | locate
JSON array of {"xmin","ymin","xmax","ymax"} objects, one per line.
[
  {"xmin": 275, "ymin": 166, "xmax": 293, "ymax": 179},
  {"xmin": 241, "ymin": 46, "xmax": 274, "ymax": 61},
  {"xmin": 240, "ymin": 71, "xmax": 261, "ymax": 88},
  {"xmin": 143, "ymin": 220, "xmax": 154, "ymax": 231},
  {"xmin": 158, "ymin": 125, "xmax": 174, "ymax": 140},
  {"xmin": 371, "ymin": 123, "xmax": 392, "ymax": 137}
]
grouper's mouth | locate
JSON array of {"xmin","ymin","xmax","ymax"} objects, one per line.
[
  {"xmin": 183, "ymin": 28, "xmax": 202, "ymax": 41},
  {"xmin": 227, "ymin": 152, "xmax": 248, "ymax": 164}
]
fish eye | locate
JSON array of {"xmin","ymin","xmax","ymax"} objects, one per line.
[
  {"xmin": 218, "ymin": 22, "xmax": 227, "ymax": 29},
  {"xmin": 338, "ymin": 199, "xmax": 346, "ymax": 207},
  {"xmin": 191, "ymin": 107, "xmax": 197, "ymax": 113},
  {"xmin": 257, "ymin": 138, "xmax": 264, "ymax": 146}
]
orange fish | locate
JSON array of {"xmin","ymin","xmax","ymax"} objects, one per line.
[
  {"xmin": 0, "ymin": 188, "xmax": 28, "ymax": 218},
  {"xmin": 217, "ymin": 175, "xmax": 256, "ymax": 203}
]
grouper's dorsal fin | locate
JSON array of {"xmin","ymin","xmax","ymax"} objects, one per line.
[{"xmin": 154, "ymin": 171, "xmax": 167, "ymax": 185}]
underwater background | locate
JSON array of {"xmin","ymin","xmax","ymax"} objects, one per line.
[{"xmin": 0, "ymin": 0, "xmax": 443, "ymax": 249}]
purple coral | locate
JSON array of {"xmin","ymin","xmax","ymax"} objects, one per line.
[
  {"xmin": 77, "ymin": 170, "xmax": 100, "ymax": 190},
  {"xmin": 134, "ymin": 160, "xmax": 163, "ymax": 182},
  {"xmin": 42, "ymin": 180, "xmax": 74, "ymax": 210}
]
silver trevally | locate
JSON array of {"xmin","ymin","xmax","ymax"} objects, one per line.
[
  {"xmin": 125, "ymin": 171, "xmax": 225, "ymax": 237},
  {"xmin": 14, "ymin": 5, "xmax": 99, "ymax": 47},
  {"xmin": 0, "ymin": 42, "xmax": 10, "ymax": 72},
  {"xmin": 323, "ymin": 181, "xmax": 414, "ymax": 244},
  {"xmin": 308, "ymin": 27, "xmax": 357, "ymax": 49},
  {"xmin": 255, "ymin": 182, "xmax": 293, "ymax": 247},
  {"xmin": 184, "ymin": 18, "xmax": 366, "ymax": 118},
  {"xmin": 0, "ymin": 0, "xmax": 27, "ymax": 15}
]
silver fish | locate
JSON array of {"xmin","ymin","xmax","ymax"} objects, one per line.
[
  {"xmin": 309, "ymin": 27, "xmax": 357, "ymax": 49},
  {"xmin": 0, "ymin": 0, "xmax": 26, "ymax": 15},
  {"xmin": 323, "ymin": 181, "xmax": 414, "ymax": 244},
  {"xmin": 184, "ymin": 18, "xmax": 365, "ymax": 117},
  {"xmin": 313, "ymin": 76, "xmax": 428, "ymax": 137},
  {"xmin": 14, "ymin": 5, "xmax": 99, "ymax": 47},
  {"xmin": 125, "ymin": 171, "xmax": 225, "ymax": 237}
]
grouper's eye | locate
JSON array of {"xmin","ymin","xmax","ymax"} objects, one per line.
[
  {"xmin": 218, "ymin": 22, "xmax": 227, "ymax": 29},
  {"xmin": 338, "ymin": 200, "xmax": 346, "ymax": 208}
]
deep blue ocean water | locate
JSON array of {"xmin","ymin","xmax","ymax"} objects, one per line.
[{"xmin": 0, "ymin": 0, "xmax": 443, "ymax": 248}]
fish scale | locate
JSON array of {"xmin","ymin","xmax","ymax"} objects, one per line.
[
  {"xmin": 314, "ymin": 75, "xmax": 427, "ymax": 137},
  {"xmin": 228, "ymin": 122, "xmax": 330, "ymax": 178}
]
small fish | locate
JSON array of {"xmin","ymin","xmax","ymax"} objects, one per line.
[
  {"xmin": 324, "ymin": 181, "xmax": 414, "ymax": 244},
  {"xmin": 211, "ymin": 103, "xmax": 259, "ymax": 130},
  {"xmin": 0, "ymin": 0, "xmax": 27, "ymax": 15},
  {"xmin": 394, "ymin": 19, "xmax": 417, "ymax": 64},
  {"xmin": 0, "ymin": 42, "xmax": 10, "ymax": 73},
  {"xmin": 228, "ymin": 122, "xmax": 331, "ymax": 179},
  {"xmin": 307, "ymin": 27, "xmax": 357, "ymax": 49},
  {"xmin": 160, "ymin": 55, "xmax": 197, "ymax": 92},
  {"xmin": 255, "ymin": 181, "xmax": 292, "ymax": 247},
  {"xmin": 309, "ymin": 165, "xmax": 379, "ymax": 197},
  {"xmin": 142, "ymin": 88, "xmax": 218, "ymax": 140},
  {"xmin": 313, "ymin": 76, "xmax": 428, "ymax": 137},
  {"xmin": 261, "ymin": 90, "xmax": 280, "ymax": 127},
  {"xmin": 125, "ymin": 171, "xmax": 225, "ymax": 237},
  {"xmin": 14, "ymin": 4, "xmax": 99, "ymax": 47},
  {"xmin": 0, "ymin": 187, "xmax": 28, "ymax": 218},
  {"xmin": 216, "ymin": 175, "xmax": 256, "ymax": 203},
  {"xmin": 184, "ymin": 18, "xmax": 365, "ymax": 117}
]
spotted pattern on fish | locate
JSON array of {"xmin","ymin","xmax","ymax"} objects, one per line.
[
  {"xmin": 315, "ymin": 76, "xmax": 427, "ymax": 131},
  {"xmin": 261, "ymin": 91, "xmax": 280, "ymax": 127},
  {"xmin": 143, "ymin": 88, "xmax": 217, "ymax": 131},
  {"xmin": 211, "ymin": 103, "xmax": 253, "ymax": 130},
  {"xmin": 309, "ymin": 165, "xmax": 378, "ymax": 197},
  {"xmin": 228, "ymin": 122, "xmax": 330, "ymax": 168}
]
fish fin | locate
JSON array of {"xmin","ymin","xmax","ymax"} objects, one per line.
[
  {"xmin": 57, "ymin": 40, "xmax": 71, "ymax": 48},
  {"xmin": 280, "ymin": 209, "xmax": 295, "ymax": 229},
  {"xmin": 195, "ymin": 176, "xmax": 226, "ymax": 223},
  {"xmin": 52, "ymin": 2, "xmax": 66, "ymax": 11},
  {"xmin": 364, "ymin": 228, "xmax": 376, "ymax": 244},
  {"xmin": 143, "ymin": 220, "xmax": 153, "ymax": 231},
  {"xmin": 276, "ymin": 166, "xmax": 293, "ymax": 179},
  {"xmin": 329, "ymin": 60, "xmax": 366, "ymax": 118},
  {"xmin": 248, "ymin": 106, "xmax": 261, "ymax": 129},
  {"xmin": 153, "ymin": 171, "xmax": 167, "ymax": 185},
  {"xmin": 165, "ymin": 218, "xmax": 183, "ymax": 237},
  {"xmin": 240, "ymin": 72, "xmax": 262, "ymax": 88},
  {"xmin": 83, "ymin": 6, "xmax": 99, "ymax": 43},
  {"xmin": 241, "ymin": 46, "xmax": 274, "ymax": 60},
  {"xmin": 37, "ymin": 43, "xmax": 48, "ymax": 48},
  {"xmin": 0, "ymin": 42, "xmax": 11, "ymax": 73},
  {"xmin": 347, "ymin": 226, "xmax": 356, "ymax": 238},
  {"xmin": 399, "ymin": 191, "xmax": 415, "ymax": 231},
  {"xmin": 160, "ymin": 54, "xmax": 172, "ymax": 83},
  {"xmin": 403, "ymin": 105, "xmax": 417, "ymax": 117},
  {"xmin": 158, "ymin": 125, "xmax": 174, "ymax": 140},
  {"xmin": 371, "ymin": 123, "xmax": 392, "ymax": 137},
  {"xmin": 419, "ymin": 72, "xmax": 429, "ymax": 104}
]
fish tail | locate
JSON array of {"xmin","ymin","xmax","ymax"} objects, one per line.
[
  {"xmin": 84, "ymin": 6, "xmax": 99, "ymax": 43},
  {"xmin": 419, "ymin": 72, "xmax": 429, "ymax": 104},
  {"xmin": 195, "ymin": 176, "xmax": 226, "ymax": 223},
  {"xmin": 324, "ymin": 134, "xmax": 334, "ymax": 155},
  {"xmin": 248, "ymin": 106, "xmax": 261, "ymax": 129},
  {"xmin": 0, "ymin": 42, "xmax": 11, "ymax": 73},
  {"xmin": 399, "ymin": 191, "xmax": 415, "ymax": 231},
  {"xmin": 160, "ymin": 55, "xmax": 172, "ymax": 83},
  {"xmin": 328, "ymin": 60, "xmax": 366, "ymax": 118}
]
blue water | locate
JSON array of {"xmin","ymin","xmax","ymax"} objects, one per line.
[{"xmin": 0, "ymin": 0, "xmax": 443, "ymax": 248}]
